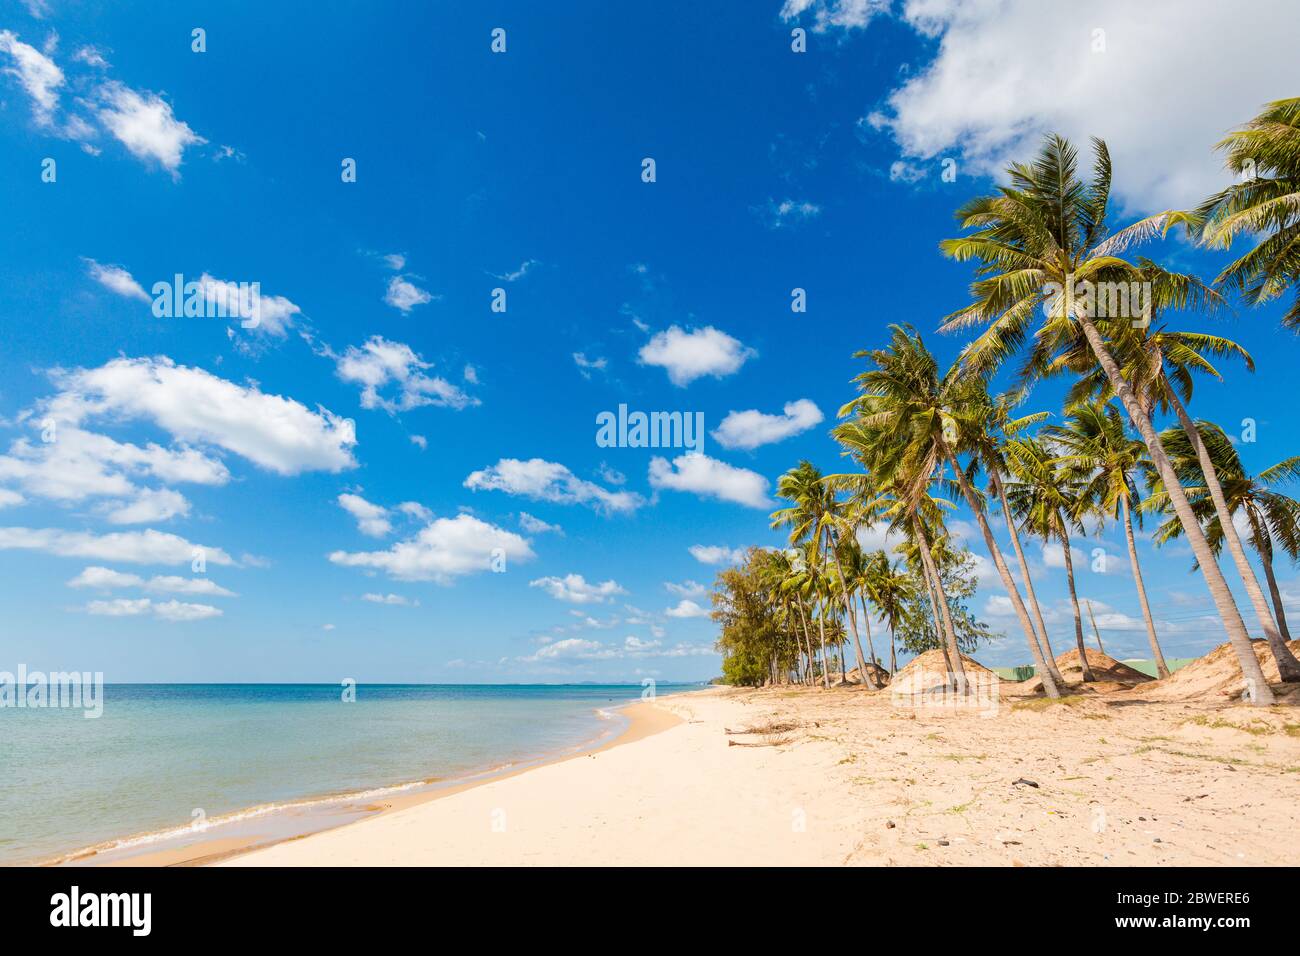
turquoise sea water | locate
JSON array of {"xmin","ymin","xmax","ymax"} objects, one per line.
[{"xmin": 0, "ymin": 683, "xmax": 701, "ymax": 865}]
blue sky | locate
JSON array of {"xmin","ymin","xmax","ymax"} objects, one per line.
[{"xmin": 2, "ymin": 0, "xmax": 1299, "ymax": 682}]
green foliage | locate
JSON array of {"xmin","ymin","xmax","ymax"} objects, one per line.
[{"xmin": 895, "ymin": 547, "xmax": 995, "ymax": 655}]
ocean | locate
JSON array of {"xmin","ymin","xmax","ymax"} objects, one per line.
[{"xmin": 0, "ymin": 682, "xmax": 701, "ymax": 865}]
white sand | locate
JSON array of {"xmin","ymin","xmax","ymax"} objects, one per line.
[{"xmin": 220, "ymin": 686, "xmax": 1300, "ymax": 867}]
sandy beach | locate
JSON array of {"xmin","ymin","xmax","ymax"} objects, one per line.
[{"xmin": 214, "ymin": 682, "xmax": 1300, "ymax": 867}]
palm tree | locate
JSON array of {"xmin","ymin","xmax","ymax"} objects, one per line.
[
  {"xmin": 771, "ymin": 461, "xmax": 876, "ymax": 689},
  {"xmin": 1004, "ymin": 436, "xmax": 1097, "ymax": 681},
  {"xmin": 1040, "ymin": 318, "xmax": 1300, "ymax": 681},
  {"xmin": 939, "ymin": 134, "xmax": 1276, "ymax": 703},
  {"xmin": 864, "ymin": 549, "xmax": 909, "ymax": 673},
  {"xmin": 1151, "ymin": 421, "xmax": 1300, "ymax": 644},
  {"xmin": 839, "ymin": 325, "xmax": 1062, "ymax": 697},
  {"xmin": 1049, "ymin": 402, "xmax": 1172, "ymax": 677},
  {"xmin": 827, "ymin": 443, "xmax": 972, "ymax": 693},
  {"xmin": 837, "ymin": 535, "xmax": 884, "ymax": 681},
  {"xmin": 1196, "ymin": 97, "xmax": 1300, "ymax": 329},
  {"xmin": 960, "ymin": 385, "xmax": 1066, "ymax": 687}
]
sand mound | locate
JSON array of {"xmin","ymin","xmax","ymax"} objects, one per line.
[
  {"xmin": 1055, "ymin": 648, "xmax": 1153, "ymax": 684},
  {"xmin": 844, "ymin": 663, "xmax": 892, "ymax": 687},
  {"xmin": 1141, "ymin": 638, "xmax": 1300, "ymax": 701},
  {"xmin": 890, "ymin": 650, "xmax": 999, "ymax": 695}
]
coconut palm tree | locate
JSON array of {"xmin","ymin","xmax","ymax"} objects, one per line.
[
  {"xmin": 1196, "ymin": 97, "xmax": 1300, "ymax": 329},
  {"xmin": 864, "ymin": 549, "xmax": 909, "ymax": 673},
  {"xmin": 1038, "ymin": 318, "xmax": 1300, "ymax": 681},
  {"xmin": 1003, "ymin": 436, "xmax": 1097, "ymax": 681},
  {"xmin": 1048, "ymin": 402, "xmax": 1172, "ymax": 677},
  {"xmin": 957, "ymin": 384, "xmax": 1066, "ymax": 687},
  {"xmin": 1150, "ymin": 421, "xmax": 1300, "ymax": 644},
  {"xmin": 839, "ymin": 325, "xmax": 1062, "ymax": 697},
  {"xmin": 771, "ymin": 461, "xmax": 876, "ymax": 689},
  {"xmin": 826, "ymin": 441, "xmax": 973, "ymax": 693},
  {"xmin": 939, "ymin": 134, "xmax": 1275, "ymax": 703}
]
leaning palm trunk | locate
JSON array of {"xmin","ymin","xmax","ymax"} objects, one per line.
[
  {"xmin": 1057, "ymin": 521, "xmax": 1096, "ymax": 681},
  {"xmin": 1260, "ymin": 546, "xmax": 1293, "ymax": 642},
  {"xmin": 1121, "ymin": 494, "xmax": 1170, "ymax": 678},
  {"xmin": 1166, "ymin": 393, "xmax": 1300, "ymax": 682},
  {"xmin": 943, "ymin": 449, "xmax": 1060, "ymax": 698},
  {"xmin": 913, "ymin": 515, "xmax": 968, "ymax": 695},
  {"xmin": 993, "ymin": 471, "xmax": 1065, "ymax": 685},
  {"xmin": 1073, "ymin": 309, "xmax": 1274, "ymax": 704}
]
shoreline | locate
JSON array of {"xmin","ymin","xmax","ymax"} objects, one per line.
[
  {"xmin": 48, "ymin": 696, "xmax": 683, "ymax": 868},
  {"xmin": 220, "ymin": 684, "xmax": 1299, "ymax": 867}
]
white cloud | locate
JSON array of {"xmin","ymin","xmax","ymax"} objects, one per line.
[
  {"xmin": 72, "ymin": 46, "xmax": 109, "ymax": 69},
  {"xmin": 384, "ymin": 276, "xmax": 434, "ymax": 313},
  {"xmin": 42, "ymin": 356, "xmax": 357, "ymax": 475},
  {"xmin": 329, "ymin": 513, "xmax": 535, "ymax": 584},
  {"xmin": 1042, "ymin": 542, "xmax": 1087, "ymax": 571},
  {"xmin": 529, "ymin": 573, "xmax": 626, "ymax": 604},
  {"xmin": 712, "ymin": 399, "xmax": 823, "ymax": 450},
  {"xmin": 490, "ymin": 259, "xmax": 538, "ymax": 282},
  {"xmin": 0, "ymin": 489, "xmax": 21, "ymax": 508},
  {"xmin": 572, "ymin": 352, "xmax": 608, "ymax": 379},
  {"xmin": 665, "ymin": 598, "xmax": 709, "ymax": 619},
  {"xmin": 780, "ymin": 0, "xmax": 883, "ymax": 32},
  {"xmin": 67, "ymin": 566, "xmax": 144, "ymax": 590},
  {"xmin": 86, "ymin": 597, "xmax": 150, "ymax": 617},
  {"xmin": 0, "ymin": 29, "xmax": 63, "ymax": 126},
  {"xmin": 397, "ymin": 501, "xmax": 432, "ymax": 522},
  {"xmin": 863, "ymin": 0, "xmax": 1300, "ymax": 214},
  {"xmin": 83, "ymin": 258, "xmax": 149, "ymax": 302},
  {"xmin": 381, "ymin": 253, "xmax": 406, "ymax": 271},
  {"xmin": 145, "ymin": 575, "xmax": 235, "ymax": 597},
  {"xmin": 648, "ymin": 453, "xmax": 771, "ymax": 508},
  {"xmin": 337, "ymin": 493, "xmax": 392, "ymax": 537},
  {"xmin": 69, "ymin": 566, "xmax": 235, "ymax": 596},
  {"xmin": 465, "ymin": 458, "xmax": 644, "ymax": 515},
  {"xmin": 362, "ymin": 592, "xmax": 419, "ymax": 607},
  {"xmin": 638, "ymin": 325, "xmax": 754, "ymax": 387},
  {"xmin": 199, "ymin": 274, "xmax": 301, "ymax": 338},
  {"xmin": 665, "ymin": 580, "xmax": 708, "ymax": 599},
  {"xmin": 104, "ymin": 487, "xmax": 190, "ymax": 524},
  {"xmin": 521, "ymin": 635, "xmax": 714, "ymax": 663},
  {"xmin": 0, "ymin": 526, "xmax": 233, "ymax": 565},
  {"xmin": 94, "ymin": 81, "xmax": 205, "ymax": 177},
  {"xmin": 518, "ymin": 512, "xmax": 561, "ymax": 534},
  {"xmin": 755, "ymin": 198, "xmax": 822, "ymax": 228},
  {"xmin": 689, "ymin": 544, "xmax": 748, "ymax": 565},
  {"xmin": 334, "ymin": 336, "xmax": 477, "ymax": 413},
  {"xmin": 0, "ymin": 425, "xmax": 228, "ymax": 504},
  {"xmin": 152, "ymin": 599, "xmax": 221, "ymax": 621}
]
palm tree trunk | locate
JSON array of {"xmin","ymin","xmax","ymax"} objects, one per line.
[
  {"xmin": 943, "ymin": 449, "xmax": 1060, "ymax": 697},
  {"xmin": 913, "ymin": 515, "xmax": 967, "ymax": 695},
  {"xmin": 1057, "ymin": 520, "xmax": 1095, "ymax": 681},
  {"xmin": 993, "ymin": 471, "xmax": 1066, "ymax": 685},
  {"xmin": 889, "ymin": 625, "xmax": 898, "ymax": 674},
  {"xmin": 828, "ymin": 534, "xmax": 875, "ymax": 689},
  {"xmin": 795, "ymin": 601, "xmax": 814, "ymax": 685},
  {"xmin": 860, "ymin": 595, "xmax": 880, "ymax": 671},
  {"xmin": 1166, "ymin": 392, "xmax": 1300, "ymax": 682},
  {"xmin": 815, "ymin": 602, "xmax": 830, "ymax": 689},
  {"xmin": 1073, "ymin": 310, "xmax": 1274, "ymax": 704},
  {"xmin": 1121, "ymin": 494, "xmax": 1170, "ymax": 678},
  {"xmin": 1261, "ymin": 549, "xmax": 1292, "ymax": 642}
]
